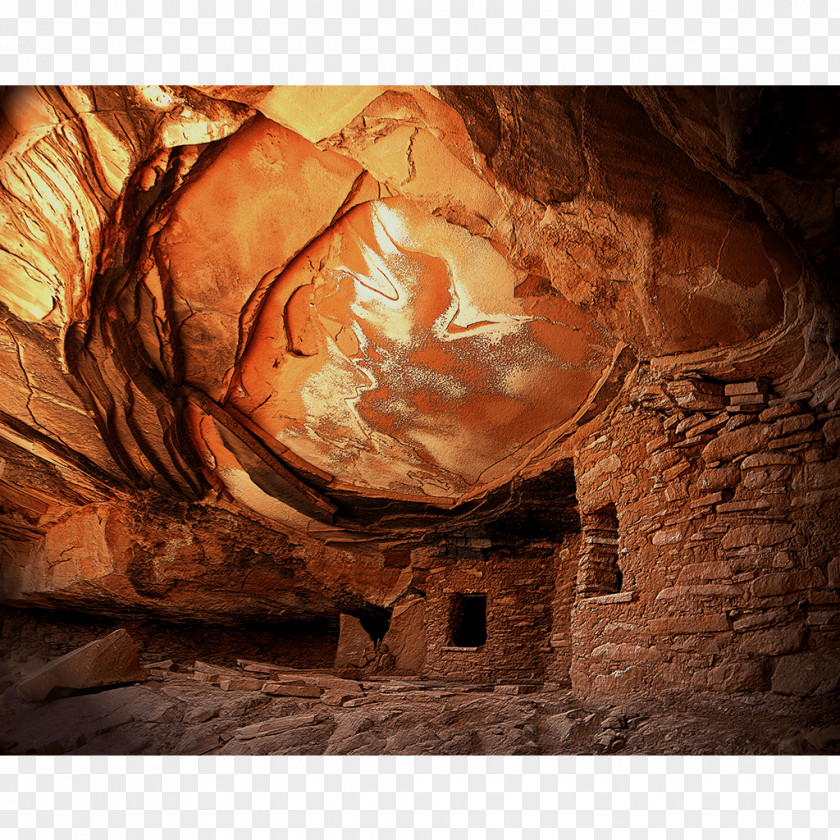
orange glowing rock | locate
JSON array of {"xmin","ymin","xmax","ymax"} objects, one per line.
[{"xmin": 224, "ymin": 196, "xmax": 610, "ymax": 501}]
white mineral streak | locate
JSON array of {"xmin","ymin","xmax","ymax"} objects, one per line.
[{"xmin": 287, "ymin": 198, "xmax": 555, "ymax": 493}]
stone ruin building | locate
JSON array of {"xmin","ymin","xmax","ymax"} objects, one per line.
[{"xmin": 0, "ymin": 86, "xmax": 839, "ymax": 752}]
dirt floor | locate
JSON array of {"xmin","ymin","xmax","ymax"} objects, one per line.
[{"xmin": 1, "ymin": 606, "xmax": 838, "ymax": 756}]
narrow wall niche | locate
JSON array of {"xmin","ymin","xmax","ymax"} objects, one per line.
[
  {"xmin": 576, "ymin": 504, "xmax": 622, "ymax": 598},
  {"xmin": 449, "ymin": 594, "xmax": 488, "ymax": 647}
]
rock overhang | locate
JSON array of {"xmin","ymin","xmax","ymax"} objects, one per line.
[{"xmin": 0, "ymin": 85, "xmax": 802, "ymax": 538}]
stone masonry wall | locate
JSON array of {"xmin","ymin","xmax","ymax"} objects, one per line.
[
  {"xmin": 568, "ymin": 370, "xmax": 840, "ymax": 698},
  {"xmin": 545, "ymin": 532, "xmax": 581, "ymax": 687},
  {"xmin": 421, "ymin": 541, "xmax": 555, "ymax": 684}
]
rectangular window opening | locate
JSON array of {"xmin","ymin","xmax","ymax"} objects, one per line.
[
  {"xmin": 578, "ymin": 503, "xmax": 624, "ymax": 598},
  {"xmin": 449, "ymin": 593, "xmax": 487, "ymax": 647}
]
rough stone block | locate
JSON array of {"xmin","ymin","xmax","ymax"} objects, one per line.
[
  {"xmin": 808, "ymin": 589, "xmax": 840, "ymax": 605},
  {"xmin": 652, "ymin": 528, "xmax": 683, "ymax": 546},
  {"xmin": 701, "ymin": 424, "xmax": 775, "ymax": 463},
  {"xmin": 676, "ymin": 561, "xmax": 734, "ymax": 582},
  {"xmin": 722, "ymin": 414, "xmax": 754, "ymax": 433},
  {"xmin": 649, "ymin": 614, "xmax": 730, "ymax": 635},
  {"xmin": 579, "ymin": 454, "xmax": 621, "ymax": 487},
  {"xmin": 334, "ymin": 613, "xmax": 375, "ymax": 669},
  {"xmin": 320, "ymin": 689, "xmax": 364, "ymax": 706},
  {"xmin": 750, "ymin": 568, "xmax": 826, "ymax": 598},
  {"xmin": 234, "ymin": 714, "xmax": 318, "ymax": 740},
  {"xmin": 580, "ymin": 591, "xmax": 635, "ymax": 605},
  {"xmin": 800, "ymin": 461, "xmax": 840, "ymax": 490},
  {"xmin": 732, "ymin": 609, "xmax": 789, "ymax": 632},
  {"xmin": 770, "ymin": 414, "xmax": 814, "ymax": 437},
  {"xmin": 142, "ymin": 659, "xmax": 174, "ymax": 671},
  {"xmin": 806, "ymin": 609, "xmax": 840, "ymax": 626},
  {"xmin": 716, "ymin": 499, "xmax": 772, "ymax": 513},
  {"xmin": 736, "ymin": 626, "xmax": 805, "ymax": 656},
  {"xmin": 703, "ymin": 661, "xmax": 766, "ymax": 692},
  {"xmin": 742, "ymin": 467, "xmax": 791, "ymax": 491},
  {"xmin": 759, "ymin": 402, "xmax": 808, "ymax": 422},
  {"xmin": 656, "ymin": 584, "xmax": 742, "ymax": 600},
  {"xmin": 686, "ymin": 414, "xmax": 729, "ymax": 438},
  {"xmin": 669, "ymin": 379, "xmax": 725, "ymax": 411},
  {"xmin": 237, "ymin": 658, "xmax": 289, "ymax": 673},
  {"xmin": 589, "ymin": 665, "xmax": 643, "ymax": 695},
  {"xmin": 379, "ymin": 598, "xmax": 427, "ymax": 675},
  {"xmin": 823, "ymin": 416, "xmax": 840, "ymax": 447},
  {"xmin": 643, "ymin": 449, "xmax": 682, "ymax": 473},
  {"xmin": 697, "ymin": 465, "xmax": 741, "ymax": 492},
  {"xmin": 493, "ymin": 684, "xmax": 537, "ymax": 695},
  {"xmin": 190, "ymin": 672, "xmax": 221, "ymax": 684},
  {"xmin": 261, "ymin": 681, "xmax": 323, "ymax": 698},
  {"xmin": 728, "ymin": 393, "xmax": 767, "ymax": 406},
  {"xmin": 645, "ymin": 435, "xmax": 670, "ymax": 454},
  {"xmin": 767, "ymin": 430, "xmax": 822, "ymax": 449},
  {"xmin": 721, "ymin": 523, "xmax": 796, "ymax": 550},
  {"xmin": 679, "ymin": 395, "xmax": 728, "ymax": 411},
  {"xmin": 194, "ymin": 660, "xmax": 241, "ymax": 677},
  {"xmin": 16, "ymin": 629, "xmax": 146, "ymax": 702},
  {"xmin": 790, "ymin": 489, "xmax": 840, "ymax": 507},
  {"xmin": 541, "ymin": 714, "xmax": 578, "ymax": 746},
  {"xmin": 771, "ymin": 390, "xmax": 814, "ymax": 405},
  {"xmin": 724, "ymin": 382, "xmax": 764, "ymax": 396},
  {"xmin": 771, "ymin": 653, "xmax": 840, "ymax": 696},
  {"xmin": 664, "ymin": 484, "xmax": 690, "ymax": 502},
  {"xmin": 674, "ymin": 434, "xmax": 715, "ymax": 448},
  {"xmin": 740, "ymin": 452, "xmax": 799, "ymax": 469},
  {"xmin": 217, "ymin": 676, "xmax": 265, "ymax": 692},
  {"xmin": 691, "ymin": 492, "xmax": 726, "ymax": 508},
  {"xmin": 675, "ymin": 414, "xmax": 708, "ymax": 435}
]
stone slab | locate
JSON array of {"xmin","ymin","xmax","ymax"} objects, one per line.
[{"xmin": 16, "ymin": 629, "xmax": 146, "ymax": 703}]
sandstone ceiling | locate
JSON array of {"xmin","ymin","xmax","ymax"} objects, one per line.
[{"xmin": 0, "ymin": 85, "xmax": 838, "ymax": 622}]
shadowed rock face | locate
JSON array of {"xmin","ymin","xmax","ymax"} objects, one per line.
[{"xmin": 0, "ymin": 85, "xmax": 838, "ymax": 662}]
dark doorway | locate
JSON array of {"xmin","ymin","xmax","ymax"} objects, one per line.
[{"xmin": 449, "ymin": 594, "xmax": 487, "ymax": 647}]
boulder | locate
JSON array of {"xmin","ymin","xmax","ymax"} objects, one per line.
[
  {"xmin": 541, "ymin": 714, "xmax": 579, "ymax": 746},
  {"xmin": 15, "ymin": 629, "xmax": 146, "ymax": 702}
]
